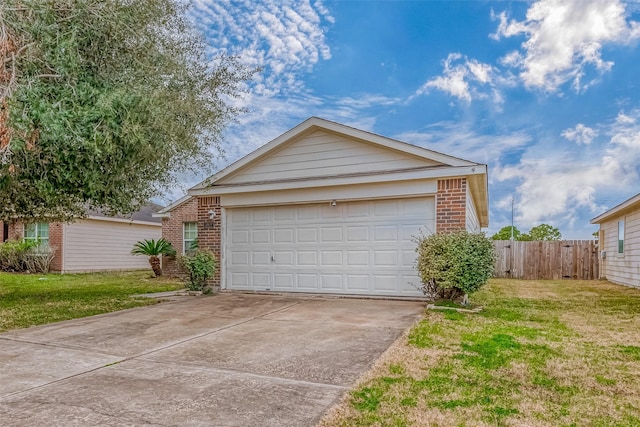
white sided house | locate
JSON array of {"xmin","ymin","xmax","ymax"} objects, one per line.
[
  {"xmin": 157, "ymin": 117, "xmax": 489, "ymax": 297},
  {"xmin": 592, "ymin": 193, "xmax": 640, "ymax": 288},
  {"xmin": 6, "ymin": 203, "xmax": 162, "ymax": 273}
]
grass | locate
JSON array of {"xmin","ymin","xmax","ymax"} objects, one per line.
[
  {"xmin": 0, "ymin": 270, "xmax": 184, "ymax": 332},
  {"xmin": 318, "ymin": 279, "xmax": 640, "ymax": 427}
]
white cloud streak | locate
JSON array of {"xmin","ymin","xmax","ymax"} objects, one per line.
[
  {"xmin": 492, "ymin": 0, "xmax": 640, "ymax": 92},
  {"xmin": 495, "ymin": 110, "xmax": 640, "ymax": 227},
  {"xmin": 395, "ymin": 122, "xmax": 532, "ymax": 166}
]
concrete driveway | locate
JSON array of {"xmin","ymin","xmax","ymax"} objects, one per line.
[{"xmin": 0, "ymin": 293, "xmax": 424, "ymax": 426}]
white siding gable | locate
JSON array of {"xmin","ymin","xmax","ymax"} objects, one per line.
[{"xmin": 219, "ymin": 129, "xmax": 443, "ymax": 185}]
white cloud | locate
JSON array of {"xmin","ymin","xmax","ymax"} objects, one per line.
[
  {"xmin": 190, "ymin": 0, "xmax": 333, "ymax": 96},
  {"xmin": 492, "ymin": 0, "xmax": 640, "ymax": 92},
  {"xmin": 494, "ymin": 109, "xmax": 640, "ymax": 228},
  {"xmin": 416, "ymin": 53, "xmax": 502, "ymax": 103},
  {"xmin": 561, "ymin": 124, "xmax": 598, "ymax": 145},
  {"xmin": 395, "ymin": 122, "xmax": 532, "ymax": 166}
]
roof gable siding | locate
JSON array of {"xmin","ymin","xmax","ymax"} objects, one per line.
[{"xmin": 219, "ymin": 129, "xmax": 442, "ymax": 185}]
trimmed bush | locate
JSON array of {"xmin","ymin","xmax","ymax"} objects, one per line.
[
  {"xmin": 178, "ymin": 250, "xmax": 217, "ymax": 291},
  {"xmin": 415, "ymin": 230, "xmax": 496, "ymax": 303},
  {"xmin": 0, "ymin": 240, "xmax": 55, "ymax": 273}
]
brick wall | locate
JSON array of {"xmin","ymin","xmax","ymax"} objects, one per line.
[
  {"xmin": 48, "ymin": 222, "xmax": 63, "ymax": 271},
  {"xmin": 436, "ymin": 178, "xmax": 467, "ymax": 233},
  {"xmin": 197, "ymin": 196, "xmax": 222, "ymax": 288},
  {"xmin": 161, "ymin": 197, "xmax": 198, "ymax": 276}
]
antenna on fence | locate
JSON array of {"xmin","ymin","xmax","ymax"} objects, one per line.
[{"xmin": 510, "ymin": 198, "xmax": 515, "ymax": 241}]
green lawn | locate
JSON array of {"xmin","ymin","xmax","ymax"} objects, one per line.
[
  {"xmin": 0, "ymin": 270, "xmax": 184, "ymax": 332},
  {"xmin": 319, "ymin": 279, "xmax": 640, "ymax": 427}
]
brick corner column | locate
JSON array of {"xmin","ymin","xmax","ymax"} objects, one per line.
[
  {"xmin": 49, "ymin": 222, "xmax": 64, "ymax": 272},
  {"xmin": 436, "ymin": 178, "xmax": 467, "ymax": 233},
  {"xmin": 161, "ymin": 197, "xmax": 198, "ymax": 277},
  {"xmin": 197, "ymin": 196, "xmax": 222, "ymax": 288}
]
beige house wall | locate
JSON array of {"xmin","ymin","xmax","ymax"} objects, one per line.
[
  {"xmin": 62, "ymin": 219, "xmax": 161, "ymax": 272},
  {"xmin": 599, "ymin": 209, "xmax": 640, "ymax": 287},
  {"xmin": 465, "ymin": 184, "xmax": 480, "ymax": 232}
]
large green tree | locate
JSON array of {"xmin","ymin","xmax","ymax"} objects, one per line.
[{"xmin": 0, "ymin": 0, "xmax": 255, "ymax": 221}]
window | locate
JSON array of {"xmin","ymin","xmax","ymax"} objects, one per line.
[
  {"xmin": 618, "ymin": 220, "xmax": 625, "ymax": 254},
  {"xmin": 24, "ymin": 222, "xmax": 49, "ymax": 245},
  {"xmin": 183, "ymin": 222, "xmax": 197, "ymax": 255}
]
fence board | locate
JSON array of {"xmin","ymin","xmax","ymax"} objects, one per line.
[{"xmin": 493, "ymin": 240, "xmax": 599, "ymax": 280}]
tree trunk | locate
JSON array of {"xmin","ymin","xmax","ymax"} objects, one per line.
[{"xmin": 149, "ymin": 256, "xmax": 162, "ymax": 277}]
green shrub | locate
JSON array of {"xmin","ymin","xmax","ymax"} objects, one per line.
[
  {"xmin": 178, "ymin": 250, "xmax": 217, "ymax": 291},
  {"xmin": 0, "ymin": 240, "xmax": 55, "ymax": 273},
  {"xmin": 415, "ymin": 230, "xmax": 496, "ymax": 303}
]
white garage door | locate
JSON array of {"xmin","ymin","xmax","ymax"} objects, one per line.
[{"xmin": 225, "ymin": 197, "xmax": 434, "ymax": 296}]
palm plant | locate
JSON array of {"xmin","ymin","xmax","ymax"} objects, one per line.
[{"xmin": 131, "ymin": 238, "xmax": 176, "ymax": 277}]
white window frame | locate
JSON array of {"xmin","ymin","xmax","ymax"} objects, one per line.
[
  {"xmin": 183, "ymin": 222, "xmax": 197, "ymax": 255},
  {"xmin": 24, "ymin": 222, "xmax": 49, "ymax": 245},
  {"xmin": 617, "ymin": 219, "xmax": 625, "ymax": 255}
]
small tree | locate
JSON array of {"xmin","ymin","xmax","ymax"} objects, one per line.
[
  {"xmin": 178, "ymin": 250, "xmax": 217, "ymax": 292},
  {"xmin": 491, "ymin": 226, "xmax": 521, "ymax": 240},
  {"xmin": 526, "ymin": 223, "xmax": 562, "ymax": 241},
  {"xmin": 415, "ymin": 230, "xmax": 496, "ymax": 304},
  {"xmin": 131, "ymin": 238, "xmax": 175, "ymax": 277}
]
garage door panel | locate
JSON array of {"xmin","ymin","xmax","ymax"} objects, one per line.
[
  {"xmin": 374, "ymin": 251, "xmax": 398, "ymax": 266},
  {"xmin": 231, "ymin": 230, "xmax": 250, "ymax": 244},
  {"xmin": 274, "ymin": 273, "xmax": 294, "ymax": 289},
  {"xmin": 297, "ymin": 251, "xmax": 317, "ymax": 265},
  {"xmin": 373, "ymin": 226, "xmax": 398, "ymax": 241},
  {"xmin": 252, "ymin": 207, "xmax": 271, "ymax": 222},
  {"xmin": 274, "ymin": 251, "xmax": 294, "ymax": 265},
  {"xmin": 230, "ymin": 272, "xmax": 249, "ymax": 287},
  {"xmin": 231, "ymin": 252, "xmax": 249, "ymax": 266},
  {"xmin": 347, "ymin": 203, "xmax": 370, "ymax": 218},
  {"xmin": 347, "ymin": 226, "xmax": 368, "ymax": 241},
  {"xmin": 297, "ymin": 206, "xmax": 319, "ymax": 220},
  {"xmin": 373, "ymin": 275, "xmax": 398, "ymax": 291},
  {"xmin": 321, "ymin": 251, "xmax": 342, "ymax": 266},
  {"xmin": 297, "ymin": 274, "xmax": 318, "ymax": 289},
  {"xmin": 296, "ymin": 228, "xmax": 317, "ymax": 243},
  {"xmin": 251, "ymin": 252, "xmax": 271, "ymax": 265},
  {"xmin": 402, "ymin": 250, "xmax": 417, "ymax": 265},
  {"xmin": 373, "ymin": 200, "xmax": 398, "ymax": 216},
  {"xmin": 347, "ymin": 251, "xmax": 369, "ymax": 266},
  {"xmin": 226, "ymin": 198, "xmax": 433, "ymax": 296},
  {"xmin": 346, "ymin": 275, "xmax": 369, "ymax": 291},
  {"xmin": 252, "ymin": 229, "xmax": 271, "ymax": 243},
  {"xmin": 321, "ymin": 275, "xmax": 342, "ymax": 289},
  {"xmin": 274, "ymin": 228, "xmax": 294, "ymax": 243},
  {"xmin": 252, "ymin": 273, "xmax": 270, "ymax": 287},
  {"xmin": 321, "ymin": 227, "xmax": 342, "ymax": 242}
]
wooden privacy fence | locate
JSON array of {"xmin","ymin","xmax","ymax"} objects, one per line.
[{"xmin": 493, "ymin": 240, "xmax": 599, "ymax": 280}]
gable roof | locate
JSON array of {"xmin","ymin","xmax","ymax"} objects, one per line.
[
  {"xmin": 190, "ymin": 116, "xmax": 480, "ymax": 191},
  {"xmin": 591, "ymin": 193, "xmax": 640, "ymax": 224},
  {"xmin": 86, "ymin": 202, "xmax": 163, "ymax": 225},
  {"xmin": 153, "ymin": 194, "xmax": 193, "ymax": 217}
]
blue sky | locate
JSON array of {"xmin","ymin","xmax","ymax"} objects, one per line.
[{"xmin": 180, "ymin": 0, "xmax": 640, "ymax": 239}]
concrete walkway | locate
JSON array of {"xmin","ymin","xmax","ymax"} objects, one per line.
[{"xmin": 0, "ymin": 293, "xmax": 424, "ymax": 426}]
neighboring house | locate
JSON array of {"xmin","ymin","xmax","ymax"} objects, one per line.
[
  {"xmin": 3, "ymin": 203, "xmax": 162, "ymax": 273},
  {"xmin": 591, "ymin": 193, "xmax": 640, "ymax": 288},
  {"xmin": 156, "ymin": 117, "xmax": 489, "ymax": 297}
]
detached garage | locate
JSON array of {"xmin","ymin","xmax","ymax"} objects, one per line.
[{"xmin": 158, "ymin": 117, "xmax": 489, "ymax": 297}]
